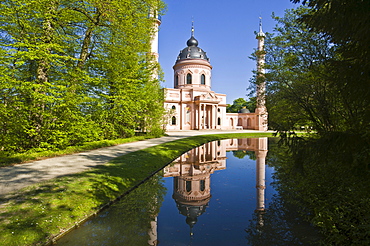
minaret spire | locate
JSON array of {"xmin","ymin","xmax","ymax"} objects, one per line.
[
  {"xmin": 257, "ymin": 16, "xmax": 266, "ymax": 38},
  {"xmin": 191, "ymin": 18, "xmax": 194, "ymax": 37}
]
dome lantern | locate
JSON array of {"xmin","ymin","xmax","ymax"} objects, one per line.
[{"xmin": 176, "ymin": 22, "xmax": 209, "ymax": 61}]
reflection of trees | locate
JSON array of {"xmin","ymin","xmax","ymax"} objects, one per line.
[
  {"xmin": 232, "ymin": 150, "xmax": 256, "ymax": 160},
  {"xmin": 265, "ymin": 134, "xmax": 370, "ymax": 245},
  {"xmin": 103, "ymin": 175, "xmax": 166, "ymax": 245},
  {"xmin": 57, "ymin": 175, "xmax": 166, "ymax": 245},
  {"xmin": 246, "ymin": 193, "xmax": 321, "ymax": 246}
]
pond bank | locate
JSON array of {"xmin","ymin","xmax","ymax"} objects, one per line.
[
  {"xmin": 0, "ymin": 131, "xmax": 273, "ymax": 246},
  {"xmin": 0, "ymin": 130, "xmax": 271, "ymax": 196}
]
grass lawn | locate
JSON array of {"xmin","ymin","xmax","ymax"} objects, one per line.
[{"xmin": 0, "ymin": 132, "xmax": 273, "ymax": 246}]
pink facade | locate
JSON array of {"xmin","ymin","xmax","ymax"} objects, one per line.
[{"xmin": 163, "ymin": 29, "xmax": 266, "ymax": 131}]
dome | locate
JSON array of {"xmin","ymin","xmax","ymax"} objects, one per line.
[
  {"xmin": 187, "ymin": 36, "xmax": 198, "ymax": 47},
  {"xmin": 239, "ymin": 108, "xmax": 250, "ymax": 113},
  {"xmin": 177, "ymin": 35, "xmax": 209, "ymax": 61}
]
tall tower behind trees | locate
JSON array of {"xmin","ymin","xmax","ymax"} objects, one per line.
[
  {"xmin": 149, "ymin": 8, "xmax": 161, "ymax": 82},
  {"xmin": 255, "ymin": 18, "xmax": 268, "ymax": 131},
  {"xmin": 150, "ymin": 9, "xmax": 161, "ymax": 62}
]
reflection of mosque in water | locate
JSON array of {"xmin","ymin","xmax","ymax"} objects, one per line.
[{"xmin": 161, "ymin": 138, "xmax": 268, "ymax": 236}]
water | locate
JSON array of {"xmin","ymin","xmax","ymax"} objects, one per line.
[{"xmin": 56, "ymin": 138, "xmax": 318, "ymax": 245}]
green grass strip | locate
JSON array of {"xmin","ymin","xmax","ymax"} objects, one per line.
[{"xmin": 0, "ymin": 132, "xmax": 273, "ymax": 246}]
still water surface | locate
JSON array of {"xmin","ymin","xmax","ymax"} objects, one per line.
[{"xmin": 57, "ymin": 138, "xmax": 318, "ymax": 245}]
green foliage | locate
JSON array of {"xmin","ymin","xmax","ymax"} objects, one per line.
[
  {"xmin": 291, "ymin": 0, "xmax": 370, "ymax": 137},
  {"xmin": 0, "ymin": 0, "xmax": 166, "ymax": 153},
  {"xmin": 226, "ymin": 97, "xmax": 256, "ymax": 113},
  {"xmin": 257, "ymin": 5, "xmax": 369, "ymax": 137},
  {"xmin": 261, "ymin": 7, "xmax": 336, "ymax": 133}
]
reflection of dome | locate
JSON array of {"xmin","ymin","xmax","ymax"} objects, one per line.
[
  {"xmin": 176, "ymin": 202, "xmax": 208, "ymax": 228},
  {"xmin": 239, "ymin": 107, "xmax": 250, "ymax": 113},
  {"xmin": 177, "ymin": 35, "xmax": 209, "ymax": 61}
]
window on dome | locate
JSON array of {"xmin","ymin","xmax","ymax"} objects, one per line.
[
  {"xmin": 201, "ymin": 74, "xmax": 206, "ymax": 85},
  {"xmin": 200, "ymin": 180, "xmax": 205, "ymax": 191},
  {"xmin": 186, "ymin": 74, "xmax": 192, "ymax": 84},
  {"xmin": 186, "ymin": 181, "xmax": 191, "ymax": 192}
]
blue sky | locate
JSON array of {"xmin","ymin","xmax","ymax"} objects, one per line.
[{"xmin": 158, "ymin": 0, "xmax": 299, "ymax": 104}]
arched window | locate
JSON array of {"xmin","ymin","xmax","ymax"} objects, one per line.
[
  {"xmin": 247, "ymin": 138, "xmax": 251, "ymax": 146},
  {"xmin": 171, "ymin": 105, "xmax": 176, "ymax": 110},
  {"xmin": 171, "ymin": 116, "xmax": 176, "ymax": 125},
  {"xmin": 247, "ymin": 118, "xmax": 251, "ymax": 128},
  {"xmin": 238, "ymin": 118, "xmax": 243, "ymax": 126},
  {"xmin": 201, "ymin": 74, "xmax": 206, "ymax": 85},
  {"xmin": 175, "ymin": 75, "xmax": 179, "ymax": 87},
  {"xmin": 186, "ymin": 73, "xmax": 192, "ymax": 84},
  {"xmin": 218, "ymin": 117, "xmax": 221, "ymax": 125}
]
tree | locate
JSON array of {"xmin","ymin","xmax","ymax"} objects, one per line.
[
  {"xmin": 258, "ymin": 7, "xmax": 359, "ymax": 134},
  {"xmin": 226, "ymin": 97, "xmax": 256, "ymax": 113},
  {"xmin": 290, "ymin": 0, "xmax": 370, "ymax": 136},
  {"xmin": 0, "ymin": 0, "xmax": 166, "ymax": 152}
]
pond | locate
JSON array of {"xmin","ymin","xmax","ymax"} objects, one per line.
[{"xmin": 56, "ymin": 138, "xmax": 319, "ymax": 245}]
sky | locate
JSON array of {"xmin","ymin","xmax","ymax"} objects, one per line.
[{"xmin": 158, "ymin": 0, "xmax": 300, "ymax": 104}]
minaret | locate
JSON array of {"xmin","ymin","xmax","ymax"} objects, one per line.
[
  {"xmin": 149, "ymin": 10, "xmax": 161, "ymax": 62},
  {"xmin": 147, "ymin": 11, "xmax": 160, "ymax": 246},
  {"xmin": 255, "ymin": 17, "xmax": 268, "ymax": 131}
]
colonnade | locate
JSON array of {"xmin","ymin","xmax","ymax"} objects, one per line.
[{"xmin": 195, "ymin": 103, "xmax": 218, "ymax": 130}]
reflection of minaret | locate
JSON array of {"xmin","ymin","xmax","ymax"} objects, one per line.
[
  {"xmin": 148, "ymin": 216, "xmax": 158, "ymax": 246},
  {"xmin": 255, "ymin": 137, "xmax": 268, "ymax": 228},
  {"xmin": 255, "ymin": 17, "xmax": 268, "ymax": 131}
]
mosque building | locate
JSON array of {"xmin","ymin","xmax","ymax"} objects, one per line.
[{"xmin": 156, "ymin": 20, "xmax": 268, "ymax": 131}]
